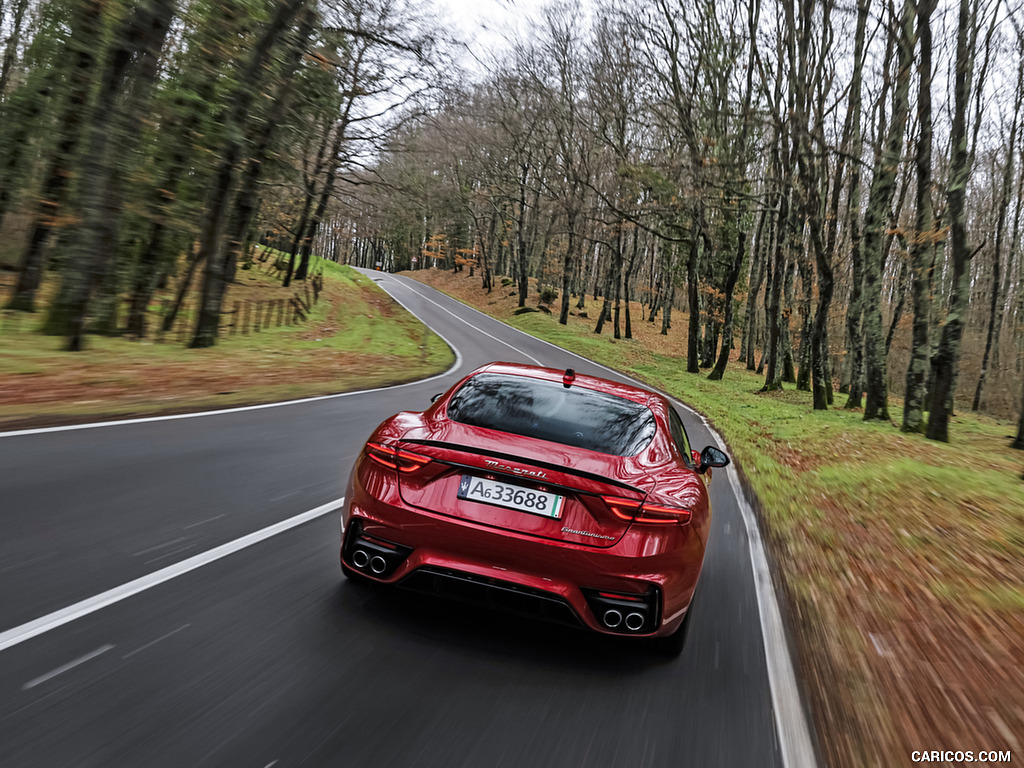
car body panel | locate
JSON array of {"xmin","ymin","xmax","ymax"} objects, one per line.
[{"xmin": 341, "ymin": 362, "xmax": 719, "ymax": 640}]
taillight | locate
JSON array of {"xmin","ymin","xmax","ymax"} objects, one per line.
[
  {"xmin": 635, "ymin": 503, "xmax": 691, "ymax": 525},
  {"xmin": 365, "ymin": 442, "xmax": 432, "ymax": 473},
  {"xmin": 601, "ymin": 495, "xmax": 642, "ymax": 521},
  {"xmin": 601, "ymin": 495, "xmax": 691, "ymax": 525}
]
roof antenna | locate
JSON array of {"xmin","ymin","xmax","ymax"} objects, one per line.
[{"xmin": 563, "ymin": 368, "xmax": 575, "ymax": 388}]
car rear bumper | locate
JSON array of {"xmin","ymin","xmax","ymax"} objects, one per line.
[{"xmin": 341, "ymin": 494, "xmax": 701, "ymax": 638}]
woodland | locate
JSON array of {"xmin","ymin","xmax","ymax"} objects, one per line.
[{"xmin": 1, "ymin": 0, "xmax": 1024, "ymax": 450}]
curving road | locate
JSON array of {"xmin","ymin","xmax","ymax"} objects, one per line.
[{"xmin": 0, "ymin": 271, "xmax": 812, "ymax": 768}]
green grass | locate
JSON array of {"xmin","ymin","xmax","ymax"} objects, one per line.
[
  {"xmin": 0, "ymin": 262, "xmax": 454, "ymax": 426},
  {"xmin": 467, "ymin": 295, "xmax": 1024, "ymax": 608},
  {"xmin": 411, "ymin": 269, "xmax": 1024, "ymax": 764}
]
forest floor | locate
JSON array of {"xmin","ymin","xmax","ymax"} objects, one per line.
[
  {"xmin": 406, "ymin": 267, "xmax": 1024, "ymax": 768},
  {"xmin": 0, "ymin": 255, "xmax": 454, "ymax": 429}
]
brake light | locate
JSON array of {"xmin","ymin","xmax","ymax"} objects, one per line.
[
  {"xmin": 636, "ymin": 503, "xmax": 692, "ymax": 525},
  {"xmin": 601, "ymin": 495, "xmax": 642, "ymax": 521},
  {"xmin": 365, "ymin": 442, "xmax": 432, "ymax": 473},
  {"xmin": 601, "ymin": 495, "xmax": 691, "ymax": 525}
]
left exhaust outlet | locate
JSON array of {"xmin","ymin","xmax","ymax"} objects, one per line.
[{"xmin": 343, "ymin": 523, "xmax": 413, "ymax": 579}]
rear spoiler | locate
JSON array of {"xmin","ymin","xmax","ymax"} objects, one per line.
[{"xmin": 400, "ymin": 438, "xmax": 647, "ymax": 497}]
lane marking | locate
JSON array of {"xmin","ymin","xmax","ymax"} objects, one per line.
[
  {"xmin": 23, "ymin": 644, "xmax": 114, "ymax": 690},
  {"xmin": 0, "ymin": 280, "xmax": 466, "ymax": 441},
  {"xmin": 122, "ymin": 623, "xmax": 191, "ymax": 659},
  {"xmin": 132, "ymin": 537, "xmax": 188, "ymax": 556},
  {"xmin": 183, "ymin": 514, "xmax": 226, "ymax": 530},
  {"xmin": 379, "ymin": 274, "xmax": 819, "ymax": 768},
  {"xmin": 144, "ymin": 543, "xmax": 197, "ymax": 565},
  {"xmin": 0, "ymin": 498, "xmax": 345, "ymax": 654},
  {"xmin": 369, "ymin": 273, "xmax": 465, "ymax": 377},
  {"xmin": 385, "ymin": 275, "xmax": 543, "ymax": 366},
  {"xmin": 1, "ymin": 271, "xmax": 815, "ymax": 767},
  {"xmin": 0, "ymin": 553, "xmax": 55, "ymax": 574}
]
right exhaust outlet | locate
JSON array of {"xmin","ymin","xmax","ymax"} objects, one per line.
[
  {"xmin": 582, "ymin": 586, "xmax": 660, "ymax": 635},
  {"xmin": 625, "ymin": 612, "xmax": 645, "ymax": 631}
]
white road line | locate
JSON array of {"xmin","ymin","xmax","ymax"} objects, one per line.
[
  {"xmin": 0, "ymin": 553, "xmax": 55, "ymax": 574},
  {"xmin": 380, "ymin": 274, "xmax": 819, "ymax": 768},
  {"xmin": 1, "ymin": 271, "xmax": 815, "ymax": 766},
  {"xmin": 0, "ymin": 280, "xmax": 465, "ymax": 441},
  {"xmin": 372, "ymin": 273, "xmax": 465, "ymax": 377},
  {"xmin": 385, "ymin": 275, "xmax": 543, "ymax": 366},
  {"xmin": 144, "ymin": 543, "xmax": 197, "ymax": 565},
  {"xmin": 132, "ymin": 537, "xmax": 188, "ymax": 556},
  {"xmin": 691, "ymin": 411, "xmax": 819, "ymax": 768},
  {"xmin": 22, "ymin": 645, "xmax": 114, "ymax": 690},
  {"xmin": 183, "ymin": 514, "xmax": 226, "ymax": 530},
  {"xmin": 122, "ymin": 623, "xmax": 191, "ymax": 659},
  {"xmin": 0, "ymin": 498, "xmax": 345, "ymax": 654}
]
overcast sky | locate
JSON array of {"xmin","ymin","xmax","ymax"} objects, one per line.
[{"xmin": 435, "ymin": 0, "xmax": 550, "ymax": 69}]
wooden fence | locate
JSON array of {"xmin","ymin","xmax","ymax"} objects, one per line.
[{"xmin": 158, "ymin": 274, "xmax": 324, "ymax": 343}]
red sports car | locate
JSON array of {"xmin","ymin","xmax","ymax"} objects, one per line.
[{"xmin": 340, "ymin": 362, "xmax": 729, "ymax": 653}]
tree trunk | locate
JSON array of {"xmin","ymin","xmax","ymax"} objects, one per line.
[
  {"xmin": 927, "ymin": 0, "xmax": 980, "ymax": 441},
  {"xmin": 708, "ymin": 230, "xmax": 746, "ymax": 381},
  {"xmin": 884, "ymin": 258, "xmax": 909, "ymax": 355},
  {"xmin": 795, "ymin": 251, "xmax": 813, "ymax": 391},
  {"xmin": 190, "ymin": 0, "xmax": 310, "ymax": 348},
  {"xmin": 862, "ymin": 0, "xmax": 915, "ymax": 421},
  {"xmin": 1013, "ymin": 380, "xmax": 1024, "ymax": 449},
  {"xmin": 902, "ymin": 0, "xmax": 937, "ymax": 432},
  {"xmin": 743, "ymin": 210, "xmax": 769, "ymax": 370},
  {"xmin": 661, "ymin": 243, "xmax": 674, "ymax": 335},
  {"xmin": 594, "ymin": 248, "xmax": 613, "ymax": 334},
  {"xmin": 686, "ymin": 231, "xmax": 701, "ymax": 373},
  {"xmin": 162, "ymin": 242, "xmax": 201, "ymax": 333},
  {"xmin": 972, "ymin": 51, "xmax": 1023, "ymax": 411},
  {"xmin": 612, "ymin": 222, "xmax": 623, "ymax": 339},
  {"xmin": 781, "ymin": 253, "xmax": 797, "ymax": 383},
  {"xmin": 0, "ymin": 0, "xmax": 30, "ymax": 99},
  {"xmin": 44, "ymin": 0, "xmax": 177, "ymax": 347},
  {"xmin": 763, "ymin": 184, "xmax": 791, "ymax": 391},
  {"xmin": 515, "ymin": 165, "xmax": 530, "ymax": 308},
  {"xmin": 559, "ymin": 209, "xmax": 577, "ymax": 324},
  {"xmin": 7, "ymin": 1, "xmax": 101, "ymax": 313}
]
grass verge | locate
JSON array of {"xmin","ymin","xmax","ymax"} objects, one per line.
[
  {"xmin": 0, "ymin": 260, "xmax": 454, "ymax": 429},
  {"xmin": 407, "ymin": 267, "xmax": 1024, "ymax": 768}
]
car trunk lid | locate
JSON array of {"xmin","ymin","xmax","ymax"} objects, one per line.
[{"xmin": 395, "ymin": 428, "xmax": 648, "ymax": 548}]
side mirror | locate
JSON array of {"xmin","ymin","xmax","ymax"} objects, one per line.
[
  {"xmin": 430, "ymin": 392, "xmax": 443, "ymax": 403},
  {"xmin": 697, "ymin": 445, "xmax": 730, "ymax": 474}
]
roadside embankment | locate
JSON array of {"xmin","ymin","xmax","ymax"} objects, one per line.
[
  {"xmin": 0, "ymin": 261, "xmax": 454, "ymax": 430},
  {"xmin": 406, "ymin": 266, "xmax": 1024, "ymax": 768}
]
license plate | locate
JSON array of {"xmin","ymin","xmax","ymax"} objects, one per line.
[{"xmin": 457, "ymin": 475, "xmax": 564, "ymax": 519}]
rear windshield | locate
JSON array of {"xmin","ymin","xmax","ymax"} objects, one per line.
[{"xmin": 446, "ymin": 373, "xmax": 657, "ymax": 456}]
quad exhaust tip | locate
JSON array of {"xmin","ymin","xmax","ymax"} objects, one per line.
[
  {"xmin": 350, "ymin": 549, "xmax": 389, "ymax": 575},
  {"xmin": 625, "ymin": 612, "xmax": 645, "ymax": 631},
  {"xmin": 603, "ymin": 609, "xmax": 623, "ymax": 629}
]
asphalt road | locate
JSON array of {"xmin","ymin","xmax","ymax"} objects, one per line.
[{"xmin": 0, "ymin": 271, "xmax": 792, "ymax": 768}]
